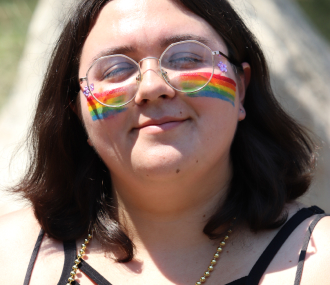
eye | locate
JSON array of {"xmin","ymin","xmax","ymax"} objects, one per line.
[
  {"xmin": 167, "ymin": 52, "xmax": 204, "ymax": 70},
  {"xmin": 102, "ymin": 62, "xmax": 136, "ymax": 83}
]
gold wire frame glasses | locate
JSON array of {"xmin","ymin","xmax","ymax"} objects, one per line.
[{"xmin": 79, "ymin": 40, "xmax": 241, "ymax": 108}]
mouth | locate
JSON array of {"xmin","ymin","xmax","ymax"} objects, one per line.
[{"xmin": 133, "ymin": 117, "xmax": 189, "ymax": 133}]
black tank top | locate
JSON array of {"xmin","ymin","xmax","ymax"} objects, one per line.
[{"xmin": 23, "ymin": 206, "xmax": 326, "ymax": 285}]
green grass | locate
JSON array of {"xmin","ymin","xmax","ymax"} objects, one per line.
[
  {"xmin": 0, "ymin": 0, "xmax": 38, "ymax": 109},
  {"xmin": 296, "ymin": 0, "xmax": 330, "ymax": 42}
]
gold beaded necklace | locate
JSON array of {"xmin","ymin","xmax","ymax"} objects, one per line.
[
  {"xmin": 195, "ymin": 226, "xmax": 233, "ymax": 285},
  {"xmin": 66, "ymin": 234, "xmax": 92, "ymax": 285},
  {"xmin": 66, "ymin": 220, "xmax": 235, "ymax": 285}
]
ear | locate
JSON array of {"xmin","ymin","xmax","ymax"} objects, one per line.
[
  {"xmin": 238, "ymin": 62, "xmax": 251, "ymax": 121},
  {"xmin": 70, "ymin": 77, "xmax": 89, "ymax": 119},
  {"xmin": 69, "ymin": 89, "xmax": 85, "ymax": 124},
  {"xmin": 87, "ymin": 138, "xmax": 93, "ymax": 146},
  {"xmin": 69, "ymin": 98, "xmax": 78, "ymax": 114}
]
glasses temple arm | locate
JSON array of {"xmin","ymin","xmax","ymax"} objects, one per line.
[
  {"xmin": 212, "ymin": 51, "xmax": 242, "ymax": 69},
  {"xmin": 79, "ymin": 77, "xmax": 87, "ymax": 83}
]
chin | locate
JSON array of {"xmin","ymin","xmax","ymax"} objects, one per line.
[{"xmin": 131, "ymin": 145, "xmax": 190, "ymax": 180}]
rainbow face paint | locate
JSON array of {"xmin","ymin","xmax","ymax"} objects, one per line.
[
  {"xmin": 177, "ymin": 72, "xmax": 236, "ymax": 106},
  {"xmin": 86, "ymin": 86, "xmax": 128, "ymax": 121}
]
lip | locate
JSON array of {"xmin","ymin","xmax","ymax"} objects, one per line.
[{"xmin": 133, "ymin": 117, "xmax": 188, "ymax": 133}]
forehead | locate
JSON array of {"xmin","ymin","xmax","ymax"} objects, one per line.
[{"xmin": 80, "ymin": 0, "xmax": 226, "ymax": 69}]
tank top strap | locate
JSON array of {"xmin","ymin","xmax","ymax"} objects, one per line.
[
  {"xmin": 23, "ymin": 228, "xmax": 45, "ymax": 285},
  {"xmin": 56, "ymin": 241, "xmax": 113, "ymax": 285},
  {"xmin": 246, "ymin": 206, "xmax": 324, "ymax": 285},
  {"xmin": 294, "ymin": 212, "xmax": 329, "ymax": 285},
  {"xmin": 23, "ymin": 228, "xmax": 78, "ymax": 285},
  {"xmin": 57, "ymin": 240, "xmax": 77, "ymax": 285},
  {"xmin": 78, "ymin": 259, "xmax": 113, "ymax": 285}
]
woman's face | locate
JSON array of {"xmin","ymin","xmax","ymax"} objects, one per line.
[{"xmin": 78, "ymin": 0, "xmax": 248, "ymax": 185}]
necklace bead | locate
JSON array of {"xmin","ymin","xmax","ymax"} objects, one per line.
[
  {"xmin": 211, "ymin": 259, "xmax": 217, "ymax": 265},
  {"xmin": 66, "ymin": 233, "xmax": 92, "ymax": 285},
  {"xmin": 72, "ymin": 264, "xmax": 78, "ymax": 270},
  {"xmin": 194, "ymin": 223, "xmax": 235, "ymax": 284}
]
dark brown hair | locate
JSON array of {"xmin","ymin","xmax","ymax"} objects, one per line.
[{"xmin": 13, "ymin": 0, "xmax": 315, "ymax": 262}]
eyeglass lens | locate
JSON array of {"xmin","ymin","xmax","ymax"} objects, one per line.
[
  {"xmin": 87, "ymin": 55, "xmax": 140, "ymax": 107},
  {"xmin": 160, "ymin": 41, "xmax": 213, "ymax": 93},
  {"xmin": 86, "ymin": 41, "xmax": 226, "ymax": 107}
]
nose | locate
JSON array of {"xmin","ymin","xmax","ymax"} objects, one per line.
[{"xmin": 134, "ymin": 57, "xmax": 175, "ymax": 106}]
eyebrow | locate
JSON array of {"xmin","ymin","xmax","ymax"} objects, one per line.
[
  {"xmin": 89, "ymin": 34, "xmax": 211, "ymax": 66},
  {"xmin": 90, "ymin": 45, "xmax": 137, "ymax": 66},
  {"xmin": 159, "ymin": 34, "xmax": 211, "ymax": 48}
]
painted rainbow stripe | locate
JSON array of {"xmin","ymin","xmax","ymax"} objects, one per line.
[
  {"xmin": 87, "ymin": 86, "xmax": 128, "ymax": 121},
  {"xmin": 178, "ymin": 72, "xmax": 237, "ymax": 106}
]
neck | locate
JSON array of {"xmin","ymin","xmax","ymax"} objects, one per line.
[{"xmin": 111, "ymin": 155, "xmax": 232, "ymax": 253}]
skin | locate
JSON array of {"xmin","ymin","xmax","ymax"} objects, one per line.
[
  {"xmin": 78, "ymin": 0, "xmax": 247, "ymax": 217},
  {"xmin": 0, "ymin": 1, "xmax": 330, "ymax": 284}
]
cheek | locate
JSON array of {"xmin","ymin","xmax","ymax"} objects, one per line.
[
  {"xmin": 79, "ymin": 92, "xmax": 127, "ymax": 143},
  {"xmin": 81, "ymin": 102, "xmax": 131, "ymax": 173},
  {"xmin": 82, "ymin": 87, "xmax": 129, "ymax": 121},
  {"xmin": 174, "ymin": 72, "xmax": 237, "ymax": 106}
]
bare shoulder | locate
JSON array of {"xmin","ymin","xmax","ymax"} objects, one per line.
[
  {"xmin": 259, "ymin": 203, "xmax": 330, "ymax": 284},
  {"xmin": 0, "ymin": 208, "xmax": 66, "ymax": 285},
  {"xmin": 0, "ymin": 208, "xmax": 41, "ymax": 284},
  {"xmin": 301, "ymin": 215, "xmax": 330, "ymax": 285},
  {"xmin": 0, "ymin": 207, "xmax": 41, "ymax": 250}
]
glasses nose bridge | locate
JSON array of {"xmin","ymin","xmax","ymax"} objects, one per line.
[
  {"xmin": 138, "ymin": 56, "xmax": 162, "ymax": 75},
  {"xmin": 138, "ymin": 56, "xmax": 160, "ymax": 66},
  {"xmin": 138, "ymin": 56, "xmax": 160, "ymax": 71},
  {"xmin": 137, "ymin": 56, "xmax": 168, "ymax": 84}
]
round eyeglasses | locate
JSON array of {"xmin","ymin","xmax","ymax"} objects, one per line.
[{"xmin": 79, "ymin": 40, "xmax": 241, "ymax": 108}]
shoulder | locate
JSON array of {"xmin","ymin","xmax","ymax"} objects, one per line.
[
  {"xmin": 0, "ymin": 208, "xmax": 66, "ymax": 285},
  {"xmin": 0, "ymin": 207, "xmax": 41, "ymax": 246},
  {"xmin": 0, "ymin": 206, "xmax": 40, "ymax": 231},
  {"xmin": 259, "ymin": 204, "xmax": 330, "ymax": 284},
  {"xmin": 300, "ymin": 214, "xmax": 330, "ymax": 284},
  {"xmin": 0, "ymin": 207, "xmax": 41, "ymax": 251},
  {"xmin": 0, "ymin": 208, "xmax": 41, "ymax": 284}
]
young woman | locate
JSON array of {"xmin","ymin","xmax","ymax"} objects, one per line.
[{"xmin": 1, "ymin": 0, "xmax": 329, "ymax": 284}]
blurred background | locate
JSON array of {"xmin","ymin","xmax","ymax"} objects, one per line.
[
  {"xmin": 1, "ymin": 0, "xmax": 328, "ymax": 114},
  {"xmin": 0, "ymin": 0, "xmax": 38, "ymax": 108},
  {"xmin": 0, "ymin": 0, "xmax": 329, "ymax": 216}
]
